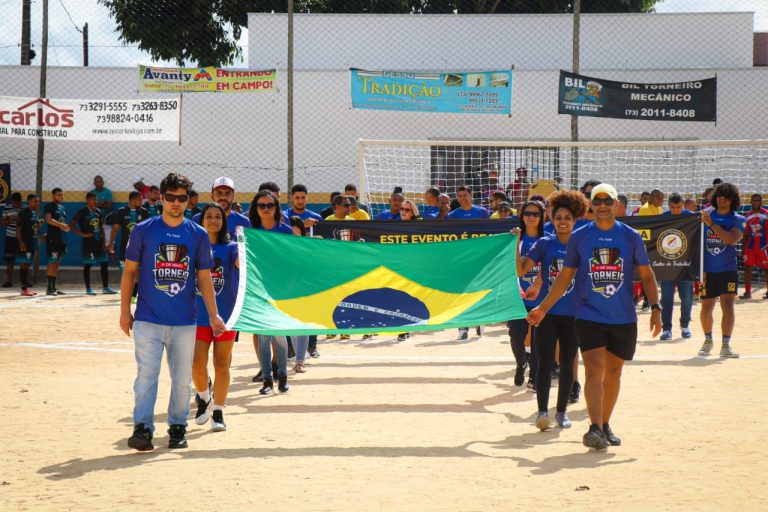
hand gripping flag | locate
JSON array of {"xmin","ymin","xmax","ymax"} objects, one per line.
[{"xmin": 227, "ymin": 228, "xmax": 527, "ymax": 335}]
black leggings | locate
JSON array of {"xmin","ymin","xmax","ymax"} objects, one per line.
[
  {"xmin": 534, "ymin": 314, "xmax": 578, "ymax": 413},
  {"xmin": 507, "ymin": 317, "xmax": 536, "ymax": 380}
]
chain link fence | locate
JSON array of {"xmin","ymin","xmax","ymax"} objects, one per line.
[{"xmin": 1, "ymin": 1, "xmax": 767, "ymax": 266}]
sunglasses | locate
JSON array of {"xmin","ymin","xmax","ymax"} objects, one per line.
[
  {"xmin": 522, "ymin": 211, "xmax": 541, "ymax": 217},
  {"xmin": 257, "ymin": 203, "xmax": 276, "ymax": 210},
  {"xmin": 340, "ymin": 203, "xmax": 351, "ymax": 207},
  {"xmin": 401, "ymin": 208, "xmax": 413, "ymax": 212},
  {"xmin": 163, "ymin": 193, "xmax": 189, "ymax": 203},
  {"xmin": 592, "ymin": 197, "xmax": 615, "ymax": 206}
]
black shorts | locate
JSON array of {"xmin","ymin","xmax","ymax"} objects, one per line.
[
  {"xmin": 4, "ymin": 237, "xmax": 18, "ymax": 261},
  {"xmin": 46, "ymin": 242, "xmax": 67, "ymax": 263},
  {"xmin": 701, "ymin": 270, "xmax": 738, "ymax": 299},
  {"xmin": 574, "ymin": 319, "xmax": 638, "ymax": 361}
]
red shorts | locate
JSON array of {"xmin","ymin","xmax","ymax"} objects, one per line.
[
  {"xmin": 743, "ymin": 247, "xmax": 768, "ymax": 269},
  {"xmin": 196, "ymin": 326, "xmax": 237, "ymax": 343}
]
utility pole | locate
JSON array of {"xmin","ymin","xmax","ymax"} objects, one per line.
[
  {"xmin": 21, "ymin": 0, "xmax": 32, "ymax": 65},
  {"xmin": 32, "ymin": 0, "xmax": 49, "ymax": 281},
  {"xmin": 570, "ymin": 0, "xmax": 581, "ymax": 190},
  {"xmin": 286, "ymin": 0, "xmax": 295, "ymax": 193},
  {"xmin": 82, "ymin": 22, "xmax": 89, "ymax": 67}
]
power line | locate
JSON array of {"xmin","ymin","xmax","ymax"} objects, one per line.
[{"xmin": 57, "ymin": 0, "xmax": 82, "ymax": 33}]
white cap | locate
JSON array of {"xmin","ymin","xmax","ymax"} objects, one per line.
[
  {"xmin": 212, "ymin": 176, "xmax": 235, "ymax": 191},
  {"xmin": 590, "ymin": 183, "xmax": 618, "ymax": 200},
  {"xmin": 132, "ymin": 176, "xmax": 144, "ymax": 184}
]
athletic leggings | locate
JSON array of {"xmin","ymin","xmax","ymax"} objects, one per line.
[
  {"xmin": 507, "ymin": 315, "xmax": 536, "ymax": 380},
  {"xmin": 534, "ymin": 313, "xmax": 578, "ymax": 413}
]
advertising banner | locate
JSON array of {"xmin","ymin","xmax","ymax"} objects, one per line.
[
  {"xmin": 558, "ymin": 71, "xmax": 716, "ymax": 122},
  {"xmin": 0, "ymin": 96, "xmax": 180, "ymax": 141},
  {"xmin": 0, "ymin": 163, "xmax": 10, "ymax": 203},
  {"xmin": 139, "ymin": 65, "xmax": 277, "ymax": 93},
  {"xmin": 350, "ymin": 68, "xmax": 513, "ymax": 114}
]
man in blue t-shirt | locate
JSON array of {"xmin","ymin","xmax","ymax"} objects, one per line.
[
  {"xmin": 528, "ymin": 183, "xmax": 661, "ymax": 451},
  {"xmin": 120, "ymin": 172, "xmax": 225, "ymax": 452},
  {"xmin": 447, "ymin": 185, "xmax": 490, "ymax": 219},
  {"xmin": 192, "ymin": 176, "xmax": 251, "ymax": 237},
  {"xmin": 377, "ymin": 188, "xmax": 405, "ymax": 220},
  {"xmin": 285, "ymin": 183, "xmax": 323, "ymax": 229},
  {"xmin": 698, "ymin": 182, "xmax": 745, "ymax": 359},
  {"xmin": 422, "ymin": 187, "xmax": 441, "ymax": 220}
]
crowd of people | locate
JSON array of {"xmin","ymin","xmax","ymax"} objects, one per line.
[{"xmin": 1, "ymin": 172, "xmax": 766, "ymax": 452}]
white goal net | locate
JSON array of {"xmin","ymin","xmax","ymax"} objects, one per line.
[{"xmin": 358, "ymin": 139, "xmax": 768, "ymax": 216}]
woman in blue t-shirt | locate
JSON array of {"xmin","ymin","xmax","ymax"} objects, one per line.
[
  {"xmin": 508, "ymin": 199, "xmax": 545, "ymax": 390},
  {"xmin": 248, "ymin": 190, "xmax": 294, "ymax": 394},
  {"xmin": 191, "ymin": 202, "xmax": 239, "ymax": 432},
  {"xmin": 515, "ymin": 190, "xmax": 588, "ymax": 431}
]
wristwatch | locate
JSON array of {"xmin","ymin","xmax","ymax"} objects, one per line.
[{"xmin": 650, "ymin": 304, "xmax": 662, "ymax": 312}]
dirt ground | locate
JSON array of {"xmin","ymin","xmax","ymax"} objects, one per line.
[{"xmin": 1, "ymin": 287, "xmax": 767, "ymax": 511}]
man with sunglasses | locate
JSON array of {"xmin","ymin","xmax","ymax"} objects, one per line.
[
  {"xmin": 121, "ymin": 172, "xmax": 225, "ymax": 452},
  {"xmin": 192, "ymin": 177, "xmax": 251, "ymax": 237},
  {"xmin": 528, "ymin": 183, "xmax": 661, "ymax": 450},
  {"xmin": 325, "ymin": 194, "xmax": 354, "ymax": 221}
]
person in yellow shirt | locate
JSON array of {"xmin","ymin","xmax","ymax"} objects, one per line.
[
  {"xmin": 638, "ymin": 189, "xmax": 665, "ymax": 216},
  {"xmin": 325, "ymin": 195, "xmax": 354, "ymax": 221},
  {"xmin": 348, "ymin": 197, "xmax": 371, "ymax": 220},
  {"xmin": 490, "ymin": 191, "xmax": 518, "ymax": 218}
]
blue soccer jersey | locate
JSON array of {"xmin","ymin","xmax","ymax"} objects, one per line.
[
  {"xmin": 519, "ymin": 233, "xmax": 543, "ymax": 308},
  {"xmin": 377, "ymin": 211, "xmax": 401, "ymax": 220},
  {"xmin": 193, "ymin": 210, "xmax": 252, "ymax": 238},
  {"xmin": 197, "ymin": 241, "xmax": 239, "ymax": 326},
  {"xmin": 564, "ymin": 221, "xmax": 650, "ymax": 324},
  {"xmin": 447, "ymin": 205, "xmax": 490, "ymax": 219},
  {"xmin": 284, "ymin": 207, "xmax": 323, "ymax": 223},
  {"xmin": 125, "ymin": 217, "xmax": 214, "ymax": 325},
  {"xmin": 703, "ymin": 208, "xmax": 746, "ymax": 272},
  {"xmin": 526, "ymin": 235, "xmax": 576, "ymax": 316},
  {"xmin": 422, "ymin": 205, "xmax": 441, "ymax": 220}
]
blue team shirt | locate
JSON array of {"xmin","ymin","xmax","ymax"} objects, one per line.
[
  {"xmin": 564, "ymin": 220, "xmax": 650, "ymax": 324},
  {"xmin": 662, "ymin": 209, "xmax": 695, "ymax": 216},
  {"xmin": 193, "ymin": 210, "xmax": 251, "ymax": 238},
  {"xmin": 519, "ymin": 233, "xmax": 543, "ymax": 308},
  {"xmin": 125, "ymin": 217, "xmax": 214, "ymax": 326},
  {"xmin": 703, "ymin": 208, "xmax": 746, "ymax": 272},
  {"xmin": 447, "ymin": 205, "xmax": 490, "ymax": 219},
  {"xmin": 259, "ymin": 222, "xmax": 294, "ymax": 235},
  {"xmin": 422, "ymin": 205, "xmax": 441, "ymax": 220},
  {"xmin": 377, "ymin": 211, "xmax": 401, "ymax": 220},
  {"xmin": 526, "ymin": 235, "xmax": 576, "ymax": 316},
  {"xmin": 197, "ymin": 241, "xmax": 239, "ymax": 326},
  {"xmin": 284, "ymin": 207, "xmax": 323, "ymax": 222}
]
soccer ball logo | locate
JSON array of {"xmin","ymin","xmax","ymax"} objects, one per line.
[
  {"xmin": 168, "ymin": 282, "xmax": 181, "ymax": 296},
  {"xmin": 603, "ymin": 284, "xmax": 617, "ymax": 297}
]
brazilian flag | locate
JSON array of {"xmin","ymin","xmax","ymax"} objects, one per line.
[{"xmin": 227, "ymin": 228, "xmax": 527, "ymax": 335}]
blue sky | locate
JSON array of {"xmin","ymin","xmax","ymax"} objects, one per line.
[{"xmin": 0, "ymin": 0, "xmax": 765, "ymax": 67}]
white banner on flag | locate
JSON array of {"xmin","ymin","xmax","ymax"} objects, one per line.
[{"xmin": 0, "ymin": 96, "xmax": 180, "ymax": 142}]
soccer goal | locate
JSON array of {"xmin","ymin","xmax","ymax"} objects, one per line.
[{"xmin": 358, "ymin": 138, "xmax": 768, "ymax": 217}]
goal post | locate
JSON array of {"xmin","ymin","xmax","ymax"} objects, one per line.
[{"xmin": 358, "ymin": 138, "xmax": 768, "ymax": 217}]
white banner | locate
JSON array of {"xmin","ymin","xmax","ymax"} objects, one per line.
[{"xmin": 0, "ymin": 96, "xmax": 180, "ymax": 142}]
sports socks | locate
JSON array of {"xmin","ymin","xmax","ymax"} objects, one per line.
[
  {"xmin": 704, "ymin": 332, "xmax": 713, "ymax": 341},
  {"xmin": 19, "ymin": 267, "xmax": 29, "ymax": 288},
  {"xmin": 722, "ymin": 335, "xmax": 732, "ymax": 345},
  {"xmin": 198, "ymin": 390, "xmax": 211, "ymax": 403},
  {"xmin": 83, "ymin": 264, "xmax": 92, "ymax": 289},
  {"xmin": 47, "ymin": 276, "xmax": 56, "ymax": 292},
  {"xmin": 100, "ymin": 262, "xmax": 109, "ymax": 288}
]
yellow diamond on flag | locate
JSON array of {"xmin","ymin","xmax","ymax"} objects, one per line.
[{"xmin": 270, "ymin": 266, "xmax": 490, "ymax": 330}]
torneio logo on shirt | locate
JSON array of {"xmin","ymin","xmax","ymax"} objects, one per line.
[
  {"xmin": 589, "ymin": 247, "xmax": 624, "ymax": 298},
  {"xmin": 153, "ymin": 243, "xmax": 190, "ymax": 296}
]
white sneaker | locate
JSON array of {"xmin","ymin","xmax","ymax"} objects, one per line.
[
  {"xmin": 698, "ymin": 340, "xmax": 714, "ymax": 356},
  {"xmin": 457, "ymin": 328, "xmax": 469, "ymax": 341},
  {"xmin": 681, "ymin": 327, "xmax": 692, "ymax": 339},
  {"xmin": 720, "ymin": 344, "xmax": 739, "ymax": 358},
  {"xmin": 211, "ymin": 409, "xmax": 227, "ymax": 431}
]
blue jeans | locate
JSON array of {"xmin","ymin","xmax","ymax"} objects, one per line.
[
  {"xmin": 292, "ymin": 335, "xmax": 309, "ymax": 364},
  {"xmin": 257, "ymin": 335, "xmax": 288, "ymax": 381},
  {"xmin": 132, "ymin": 321, "xmax": 197, "ymax": 432},
  {"xmin": 660, "ymin": 280, "xmax": 693, "ymax": 332}
]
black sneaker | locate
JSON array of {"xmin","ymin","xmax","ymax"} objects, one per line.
[
  {"xmin": 602, "ymin": 423, "xmax": 622, "ymax": 446},
  {"xmin": 55, "ymin": 289, "xmax": 66, "ymax": 295},
  {"xmin": 194, "ymin": 393, "xmax": 211, "ymax": 425},
  {"xmin": 211, "ymin": 409, "xmax": 227, "ymax": 432},
  {"xmin": 259, "ymin": 379, "xmax": 274, "ymax": 395},
  {"xmin": 641, "ymin": 301, "xmax": 649, "ymax": 311},
  {"xmin": 551, "ymin": 364, "xmax": 561, "ymax": 380},
  {"xmin": 457, "ymin": 328, "xmax": 469, "ymax": 341},
  {"xmin": 252, "ymin": 370, "xmax": 263, "ymax": 382},
  {"xmin": 397, "ymin": 333, "xmax": 409, "ymax": 341},
  {"xmin": 46, "ymin": 289, "xmax": 56, "ymax": 297},
  {"xmin": 569, "ymin": 381, "xmax": 581, "ymax": 404},
  {"xmin": 514, "ymin": 363, "xmax": 527, "ymax": 386},
  {"xmin": 278, "ymin": 373, "xmax": 289, "ymax": 393},
  {"xmin": 127, "ymin": 424, "xmax": 154, "ymax": 451},
  {"xmin": 582, "ymin": 424, "xmax": 609, "ymax": 450},
  {"xmin": 168, "ymin": 424, "xmax": 187, "ymax": 449},
  {"xmin": 309, "ymin": 348, "xmax": 320, "ymax": 358},
  {"xmin": 526, "ymin": 378, "xmax": 536, "ymax": 392}
]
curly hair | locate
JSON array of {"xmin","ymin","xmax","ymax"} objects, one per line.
[
  {"xmin": 548, "ymin": 189, "xmax": 590, "ymax": 219},
  {"xmin": 160, "ymin": 172, "xmax": 193, "ymax": 194},
  {"xmin": 710, "ymin": 182, "xmax": 741, "ymax": 212}
]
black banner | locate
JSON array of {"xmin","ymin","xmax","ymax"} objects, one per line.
[
  {"xmin": 314, "ymin": 215, "xmax": 701, "ymax": 282},
  {"xmin": 558, "ymin": 71, "xmax": 716, "ymax": 122},
  {"xmin": 0, "ymin": 163, "xmax": 10, "ymax": 203}
]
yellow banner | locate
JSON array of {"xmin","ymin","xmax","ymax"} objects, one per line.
[{"xmin": 138, "ymin": 65, "xmax": 277, "ymax": 93}]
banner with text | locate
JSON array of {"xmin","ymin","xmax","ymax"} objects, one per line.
[
  {"xmin": 315, "ymin": 216, "xmax": 701, "ymax": 282},
  {"xmin": 558, "ymin": 71, "xmax": 716, "ymax": 122},
  {"xmin": 139, "ymin": 65, "xmax": 277, "ymax": 93},
  {"xmin": 350, "ymin": 69, "xmax": 513, "ymax": 114},
  {"xmin": 0, "ymin": 96, "xmax": 180, "ymax": 142}
]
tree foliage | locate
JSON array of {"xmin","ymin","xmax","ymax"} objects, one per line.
[{"xmin": 101, "ymin": 0, "xmax": 661, "ymax": 66}]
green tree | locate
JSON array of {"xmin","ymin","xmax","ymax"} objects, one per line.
[{"xmin": 101, "ymin": 0, "xmax": 660, "ymax": 66}]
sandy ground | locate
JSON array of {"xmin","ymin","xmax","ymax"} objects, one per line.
[{"xmin": 1, "ymin": 288, "xmax": 767, "ymax": 511}]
